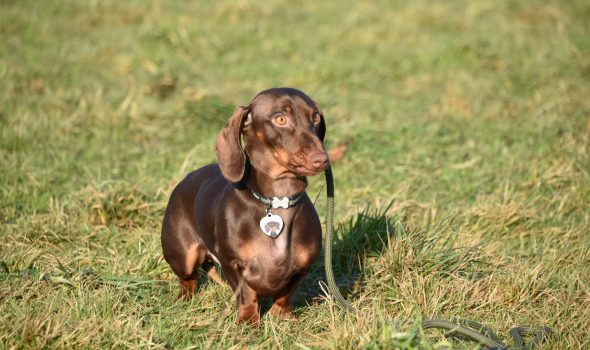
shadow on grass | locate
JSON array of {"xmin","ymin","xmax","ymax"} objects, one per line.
[
  {"xmin": 289, "ymin": 203, "xmax": 488, "ymax": 314},
  {"xmin": 289, "ymin": 205, "xmax": 390, "ymax": 308},
  {"xmin": 288, "ymin": 204, "xmax": 394, "ymax": 313}
]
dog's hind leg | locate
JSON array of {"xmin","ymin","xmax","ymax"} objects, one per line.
[
  {"xmin": 178, "ymin": 279, "xmax": 196, "ymax": 300},
  {"xmin": 173, "ymin": 241, "xmax": 209, "ymax": 300},
  {"xmin": 161, "ymin": 194, "xmax": 210, "ymax": 301},
  {"xmin": 162, "ymin": 226, "xmax": 208, "ymax": 300}
]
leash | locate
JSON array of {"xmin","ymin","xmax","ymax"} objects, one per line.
[{"xmin": 322, "ymin": 166, "xmax": 552, "ymax": 349}]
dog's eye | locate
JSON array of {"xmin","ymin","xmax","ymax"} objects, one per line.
[
  {"xmin": 274, "ymin": 115, "xmax": 288, "ymax": 126},
  {"xmin": 312, "ymin": 113, "xmax": 321, "ymax": 125}
]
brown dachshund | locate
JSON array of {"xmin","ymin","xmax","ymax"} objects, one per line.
[{"xmin": 161, "ymin": 88, "xmax": 328, "ymax": 324}]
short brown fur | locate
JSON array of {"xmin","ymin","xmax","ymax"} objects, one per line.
[{"xmin": 161, "ymin": 88, "xmax": 328, "ymax": 324}]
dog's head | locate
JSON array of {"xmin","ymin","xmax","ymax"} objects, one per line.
[{"xmin": 215, "ymin": 88, "xmax": 328, "ymax": 183}]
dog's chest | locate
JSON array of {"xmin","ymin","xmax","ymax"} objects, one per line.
[
  {"xmin": 241, "ymin": 252, "xmax": 297, "ymax": 294},
  {"xmin": 238, "ymin": 230, "xmax": 316, "ymax": 294},
  {"xmin": 239, "ymin": 234, "xmax": 298, "ymax": 273}
]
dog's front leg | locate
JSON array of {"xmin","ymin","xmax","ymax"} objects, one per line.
[
  {"xmin": 223, "ymin": 262, "xmax": 260, "ymax": 325},
  {"xmin": 268, "ymin": 270, "xmax": 307, "ymax": 321},
  {"xmin": 236, "ymin": 281, "xmax": 260, "ymax": 325}
]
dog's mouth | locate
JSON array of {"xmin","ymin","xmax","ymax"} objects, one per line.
[
  {"xmin": 291, "ymin": 165, "xmax": 322, "ymax": 176},
  {"xmin": 289, "ymin": 160, "xmax": 328, "ymax": 176}
]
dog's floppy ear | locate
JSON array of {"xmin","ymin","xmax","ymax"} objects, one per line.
[
  {"xmin": 312, "ymin": 100, "xmax": 326, "ymax": 142},
  {"xmin": 215, "ymin": 105, "xmax": 251, "ymax": 183}
]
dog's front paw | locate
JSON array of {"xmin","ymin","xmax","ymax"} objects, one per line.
[
  {"xmin": 176, "ymin": 279, "xmax": 196, "ymax": 301},
  {"xmin": 269, "ymin": 304, "xmax": 298, "ymax": 322},
  {"xmin": 237, "ymin": 305, "xmax": 261, "ymax": 326}
]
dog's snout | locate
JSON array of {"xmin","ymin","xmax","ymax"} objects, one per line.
[{"xmin": 310, "ymin": 151, "xmax": 328, "ymax": 170}]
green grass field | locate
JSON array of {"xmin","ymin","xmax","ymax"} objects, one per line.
[{"xmin": 1, "ymin": 0, "xmax": 589, "ymax": 348}]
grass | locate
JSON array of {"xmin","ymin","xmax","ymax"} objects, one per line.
[{"xmin": 1, "ymin": 0, "xmax": 589, "ymax": 348}]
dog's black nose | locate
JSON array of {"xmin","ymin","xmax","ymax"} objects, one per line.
[{"xmin": 310, "ymin": 151, "xmax": 328, "ymax": 170}]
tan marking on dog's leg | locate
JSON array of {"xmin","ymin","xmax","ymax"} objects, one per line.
[
  {"xmin": 236, "ymin": 283, "xmax": 260, "ymax": 325},
  {"xmin": 207, "ymin": 267, "xmax": 226, "ymax": 286},
  {"xmin": 269, "ymin": 294, "xmax": 297, "ymax": 321},
  {"xmin": 184, "ymin": 242, "xmax": 199, "ymax": 276},
  {"xmin": 177, "ymin": 279, "xmax": 196, "ymax": 301},
  {"xmin": 295, "ymin": 249, "xmax": 314, "ymax": 268}
]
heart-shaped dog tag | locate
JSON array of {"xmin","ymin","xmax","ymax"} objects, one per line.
[{"xmin": 259, "ymin": 213, "xmax": 284, "ymax": 238}]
